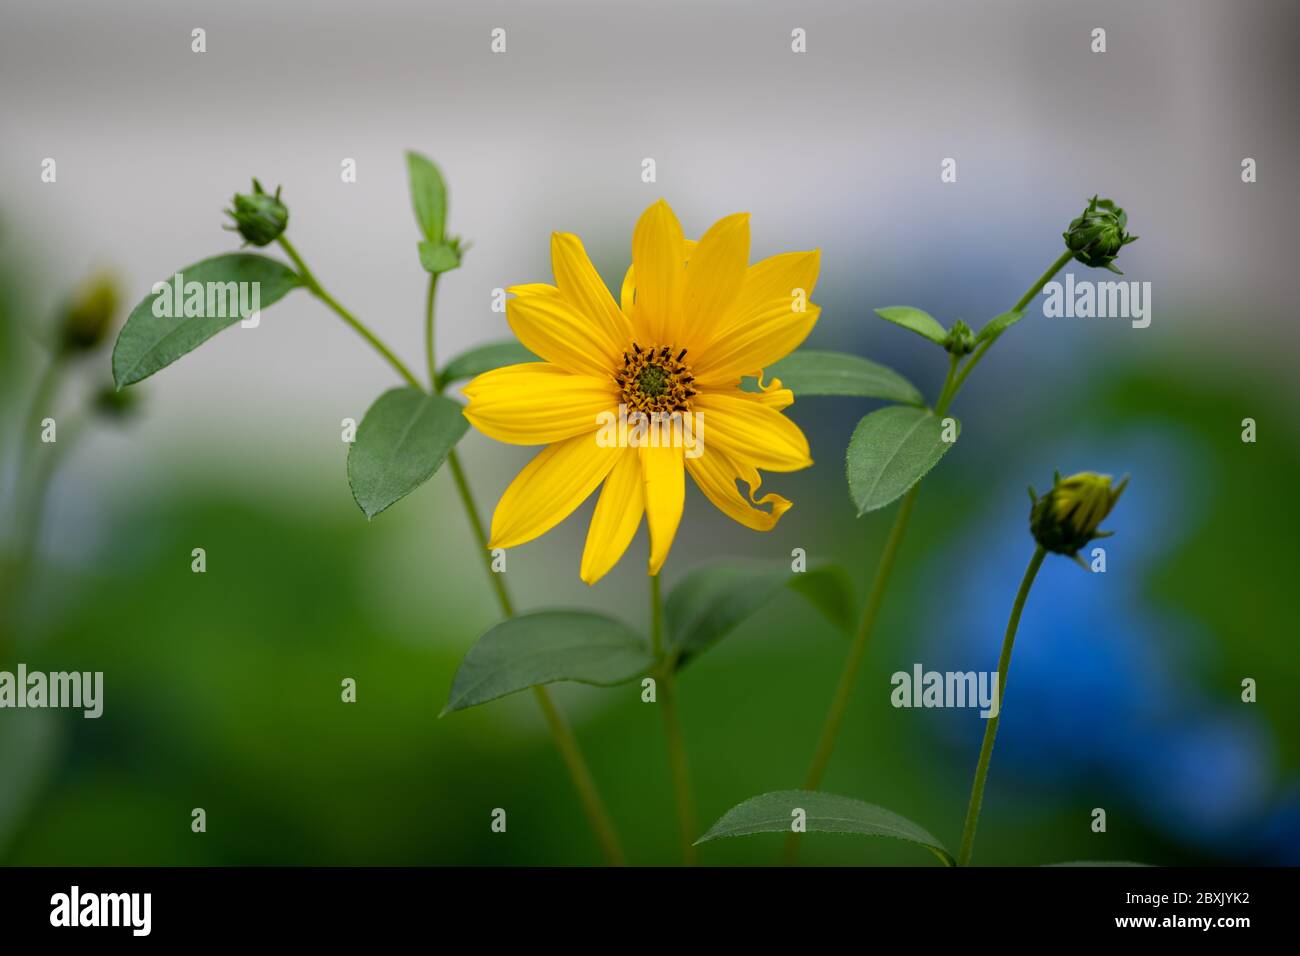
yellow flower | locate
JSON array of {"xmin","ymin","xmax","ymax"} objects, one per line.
[{"xmin": 463, "ymin": 199, "xmax": 819, "ymax": 584}]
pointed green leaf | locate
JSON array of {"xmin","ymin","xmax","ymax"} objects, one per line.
[
  {"xmin": 846, "ymin": 405, "xmax": 959, "ymax": 514},
  {"xmin": 760, "ymin": 350, "xmax": 924, "ymax": 405},
  {"xmin": 347, "ymin": 387, "xmax": 469, "ymax": 518},
  {"xmin": 112, "ymin": 254, "xmax": 301, "ymax": 388},
  {"xmin": 666, "ymin": 564, "xmax": 789, "ymax": 666},
  {"xmin": 418, "ymin": 240, "xmax": 461, "ymax": 275},
  {"xmin": 874, "ymin": 306, "xmax": 948, "ymax": 345},
  {"xmin": 405, "ymin": 151, "xmax": 448, "ymax": 243},
  {"xmin": 788, "ymin": 564, "xmax": 857, "ymax": 635},
  {"xmin": 439, "ymin": 341, "xmax": 539, "ymax": 385},
  {"xmin": 696, "ymin": 790, "xmax": 953, "ymax": 865},
  {"xmin": 976, "ymin": 308, "xmax": 1025, "ymax": 343},
  {"xmin": 442, "ymin": 610, "xmax": 652, "ymax": 715},
  {"xmin": 666, "ymin": 561, "xmax": 856, "ymax": 668}
]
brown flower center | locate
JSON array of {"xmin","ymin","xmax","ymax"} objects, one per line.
[{"xmin": 616, "ymin": 343, "xmax": 696, "ymax": 414}]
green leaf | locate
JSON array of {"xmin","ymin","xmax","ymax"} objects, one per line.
[
  {"xmin": 666, "ymin": 563, "xmax": 789, "ymax": 667},
  {"xmin": 439, "ymin": 341, "xmax": 539, "ymax": 384},
  {"xmin": 347, "ymin": 387, "xmax": 469, "ymax": 518},
  {"xmin": 976, "ymin": 308, "xmax": 1025, "ymax": 343},
  {"xmin": 405, "ymin": 151, "xmax": 448, "ymax": 243},
  {"xmin": 111, "ymin": 254, "xmax": 301, "ymax": 388},
  {"xmin": 418, "ymin": 240, "xmax": 461, "ymax": 275},
  {"xmin": 760, "ymin": 350, "xmax": 924, "ymax": 405},
  {"xmin": 788, "ymin": 564, "xmax": 857, "ymax": 635},
  {"xmin": 696, "ymin": 790, "xmax": 953, "ymax": 865},
  {"xmin": 846, "ymin": 405, "xmax": 959, "ymax": 514},
  {"xmin": 874, "ymin": 306, "xmax": 948, "ymax": 345},
  {"xmin": 665, "ymin": 561, "xmax": 855, "ymax": 667},
  {"xmin": 442, "ymin": 610, "xmax": 652, "ymax": 715}
]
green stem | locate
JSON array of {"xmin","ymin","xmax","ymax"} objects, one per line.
[
  {"xmin": 276, "ymin": 236, "xmax": 423, "ymax": 389},
  {"xmin": 426, "ymin": 274, "xmax": 625, "ymax": 866},
  {"xmin": 783, "ymin": 246, "xmax": 1071, "ymax": 865},
  {"xmin": 956, "ymin": 545, "xmax": 1046, "ymax": 867},
  {"xmin": 2, "ymin": 357, "xmax": 66, "ymax": 645},
  {"xmin": 941, "ymin": 248, "xmax": 1073, "ymax": 413},
  {"xmin": 651, "ymin": 573, "xmax": 698, "ymax": 866},
  {"xmin": 782, "ymin": 482, "xmax": 920, "ymax": 864},
  {"xmin": 12, "ymin": 356, "xmax": 64, "ymax": 519},
  {"xmin": 530, "ymin": 683, "xmax": 627, "ymax": 867},
  {"xmin": 444, "ymin": 446, "xmax": 624, "ymax": 865},
  {"xmin": 423, "ymin": 274, "xmax": 439, "ymax": 390}
]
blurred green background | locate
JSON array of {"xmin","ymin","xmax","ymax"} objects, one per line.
[
  {"xmin": 2, "ymin": 239, "xmax": 1296, "ymax": 865},
  {"xmin": 3, "ymin": 0, "xmax": 1299, "ymax": 867}
]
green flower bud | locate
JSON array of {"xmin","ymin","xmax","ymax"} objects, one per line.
[
  {"xmin": 1029, "ymin": 471, "xmax": 1127, "ymax": 556},
  {"xmin": 1063, "ymin": 196, "xmax": 1138, "ymax": 274},
  {"xmin": 225, "ymin": 178, "xmax": 288, "ymax": 246},
  {"xmin": 944, "ymin": 320, "xmax": 976, "ymax": 356},
  {"xmin": 59, "ymin": 272, "xmax": 121, "ymax": 354},
  {"xmin": 94, "ymin": 383, "xmax": 141, "ymax": 420}
]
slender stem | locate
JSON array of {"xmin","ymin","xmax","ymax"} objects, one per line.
[
  {"xmin": 18, "ymin": 419, "xmax": 82, "ymax": 569},
  {"xmin": 443, "ymin": 446, "xmax": 624, "ymax": 864},
  {"xmin": 1011, "ymin": 248, "xmax": 1076, "ymax": 315},
  {"xmin": 783, "ymin": 246, "xmax": 1076, "ymax": 865},
  {"xmin": 423, "ymin": 274, "xmax": 439, "ymax": 390},
  {"xmin": 12, "ymin": 356, "xmax": 64, "ymax": 519},
  {"xmin": 531, "ymin": 684, "xmax": 627, "ymax": 866},
  {"xmin": 956, "ymin": 545, "xmax": 1047, "ymax": 867},
  {"xmin": 650, "ymin": 574, "xmax": 664, "ymax": 657},
  {"xmin": 941, "ymin": 248, "xmax": 1074, "ymax": 413},
  {"xmin": 2, "ymin": 357, "xmax": 66, "ymax": 644},
  {"xmin": 651, "ymin": 574, "xmax": 698, "ymax": 866},
  {"xmin": 782, "ymin": 482, "xmax": 920, "ymax": 864},
  {"xmin": 427, "ymin": 275, "xmax": 625, "ymax": 866},
  {"xmin": 445, "ymin": 450, "xmax": 514, "ymax": 617},
  {"xmin": 934, "ymin": 351, "xmax": 961, "ymax": 415},
  {"xmin": 276, "ymin": 236, "xmax": 423, "ymax": 389},
  {"xmin": 285, "ymin": 234, "xmax": 624, "ymax": 863}
]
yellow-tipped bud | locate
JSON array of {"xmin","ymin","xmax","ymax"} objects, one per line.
[
  {"xmin": 59, "ymin": 271, "xmax": 121, "ymax": 354},
  {"xmin": 1029, "ymin": 471, "xmax": 1127, "ymax": 555}
]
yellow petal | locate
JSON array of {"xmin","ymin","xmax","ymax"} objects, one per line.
[
  {"xmin": 693, "ymin": 391, "xmax": 812, "ymax": 472},
  {"xmin": 580, "ymin": 448, "xmax": 644, "ymax": 585},
  {"xmin": 510, "ymin": 282, "xmax": 561, "ymax": 298},
  {"xmin": 640, "ymin": 442, "xmax": 685, "ymax": 575},
  {"xmin": 682, "ymin": 213, "xmax": 750, "ymax": 347},
  {"xmin": 748, "ymin": 372, "xmax": 794, "ymax": 410},
  {"xmin": 692, "ymin": 302, "xmax": 821, "ymax": 385},
  {"xmin": 506, "ymin": 287, "xmax": 621, "ymax": 378},
  {"xmin": 489, "ymin": 433, "xmax": 621, "ymax": 549},
  {"xmin": 463, "ymin": 363, "xmax": 617, "ymax": 445},
  {"xmin": 551, "ymin": 232, "xmax": 634, "ymax": 347},
  {"xmin": 630, "ymin": 199, "xmax": 685, "ymax": 344},
  {"xmin": 621, "ymin": 239, "xmax": 697, "ymax": 315},
  {"xmin": 686, "ymin": 446, "xmax": 792, "ymax": 531},
  {"xmin": 731, "ymin": 250, "xmax": 821, "ymax": 319}
]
